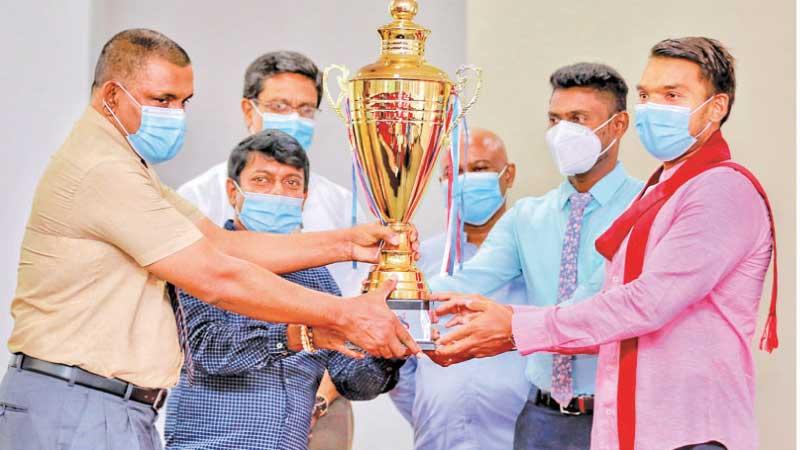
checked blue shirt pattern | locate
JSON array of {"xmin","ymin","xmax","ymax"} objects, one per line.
[{"xmin": 164, "ymin": 221, "xmax": 404, "ymax": 450}]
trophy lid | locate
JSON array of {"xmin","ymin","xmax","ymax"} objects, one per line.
[{"xmin": 352, "ymin": 0, "xmax": 452, "ymax": 84}]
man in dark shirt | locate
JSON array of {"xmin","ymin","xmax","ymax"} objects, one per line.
[{"xmin": 165, "ymin": 130, "xmax": 404, "ymax": 450}]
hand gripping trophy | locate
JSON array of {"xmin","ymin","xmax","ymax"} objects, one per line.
[{"xmin": 324, "ymin": 0, "xmax": 481, "ymax": 350}]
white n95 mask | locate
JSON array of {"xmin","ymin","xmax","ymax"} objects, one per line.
[{"xmin": 545, "ymin": 114, "xmax": 618, "ymax": 176}]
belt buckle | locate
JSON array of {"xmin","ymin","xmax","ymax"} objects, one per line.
[{"xmin": 152, "ymin": 389, "xmax": 166, "ymax": 412}]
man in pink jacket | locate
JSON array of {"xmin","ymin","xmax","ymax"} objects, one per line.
[{"xmin": 429, "ymin": 37, "xmax": 778, "ymax": 450}]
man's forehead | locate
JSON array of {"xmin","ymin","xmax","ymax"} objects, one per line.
[
  {"xmin": 638, "ymin": 56, "xmax": 707, "ymax": 91},
  {"xmin": 133, "ymin": 57, "xmax": 193, "ymax": 95},
  {"xmin": 467, "ymin": 130, "xmax": 507, "ymax": 164},
  {"xmin": 549, "ymin": 87, "xmax": 613, "ymax": 115}
]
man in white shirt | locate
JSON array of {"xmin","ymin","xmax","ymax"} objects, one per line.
[
  {"xmin": 178, "ymin": 51, "xmax": 368, "ymax": 298},
  {"xmin": 177, "ymin": 51, "xmax": 369, "ymax": 450}
]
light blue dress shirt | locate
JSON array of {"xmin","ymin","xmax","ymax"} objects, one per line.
[
  {"xmin": 390, "ymin": 233, "xmax": 530, "ymax": 450},
  {"xmin": 428, "ymin": 162, "xmax": 643, "ymax": 395}
]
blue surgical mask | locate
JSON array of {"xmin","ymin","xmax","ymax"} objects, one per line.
[
  {"xmin": 104, "ymin": 83, "xmax": 186, "ymax": 164},
  {"xmin": 634, "ymin": 97, "xmax": 713, "ymax": 162},
  {"xmin": 234, "ymin": 181, "xmax": 303, "ymax": 234},
  {"xmin": 446, "ymin": 167, "xmax": 508, "ymax": 226},
  {"xmin": 251, "ymin": 101, "xmax": 315, "ymax": 151}
]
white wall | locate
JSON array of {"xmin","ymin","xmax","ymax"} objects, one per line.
[{"xmin": 0, "ymin": 0, "xmax": 92, "ymax": 385}]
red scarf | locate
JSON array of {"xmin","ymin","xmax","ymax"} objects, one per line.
[{"xmin": 594, "ymin": 130, "xmax": 778, "ymax": 450}]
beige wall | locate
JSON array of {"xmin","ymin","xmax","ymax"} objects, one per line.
[{"xmin": 466, "ymin": 1, "xmax": 795, "ymax": 449}]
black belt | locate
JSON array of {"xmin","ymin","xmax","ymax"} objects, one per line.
[
  {"xmin": 9, "ymin": 354, "xmax": 167, "ymax": 411},
  {"xmin": 535, "ymin": 389, "xmax": 594, "ymax": 415}
]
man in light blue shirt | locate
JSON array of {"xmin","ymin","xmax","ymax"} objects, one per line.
[
  {"xmin": 427, "ymin": 63, "xmax": 644, "ymax": 450},
  {"xmin": 390, "ymin": 128, "xmax": 529, "ymax": 450}
]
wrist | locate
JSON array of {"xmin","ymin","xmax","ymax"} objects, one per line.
[
  {"xmin": 287, "ymin": 324, "xmax": 303, "ymax": 352},
  {"xmin": 336, "ymin": 228, "xmax": 355, "ymax": 262}
]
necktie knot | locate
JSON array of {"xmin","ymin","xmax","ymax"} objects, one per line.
[{"xmin": 569, "ymin": 192, "xmax": 593, "ymax": 212}]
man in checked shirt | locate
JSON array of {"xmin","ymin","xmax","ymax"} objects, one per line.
[{"xmin": 164, "ymin": 130, "xmax": 404, "ymax": 450}]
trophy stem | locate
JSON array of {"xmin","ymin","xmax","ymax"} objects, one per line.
[{"xmin": 362, "ymin": 222, "xmax": 428, "ymax": 301}]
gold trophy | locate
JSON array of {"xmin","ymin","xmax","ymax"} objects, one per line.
[{"xmin": 324, "ymin": 0, "xmax": 481, "ymax": 350}]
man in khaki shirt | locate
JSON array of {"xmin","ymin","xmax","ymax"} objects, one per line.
[{"xmin": 0, "ymin": 28, "xmax": 418, "ymax": 450}]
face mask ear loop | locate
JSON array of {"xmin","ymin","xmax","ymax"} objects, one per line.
[
  {"xmin": 592, "ymin": 112, "xmax": 619, "ymax": 133},
  {"xmin": 590, "ymin": 112, "xmax": 619, "ymax": 162},
  {"xmin": 103, "ymin": 99, "xmax": 131, "ymax": 138},
  {"xmin": 689, "ymin": 96, "xmax": 716, "ymax": 140},
  {"xmin": 232, "ymin": 180, "xmax": 248, "ymax": 219},
  {"xmin": 690, "ymin": 95, "xmax": 715, "ymax": 115}
]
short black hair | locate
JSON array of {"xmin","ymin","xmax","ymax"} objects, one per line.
[
  {"xmin": 227, "ymin": 129, "xmax": 310, "ymax": 191},
  {"xmin": 242, "ymin": 51, "xmax": 322, "ymax": 107},
  {"xmin": 651, "ymin": 37, "xmax": 736, "ymax": 125},
  {"xmin": 549, "ymin": 62, "xmax": 628, "ymax": 113},
  {"xmin": 92, "ymin": 28, "xmax": 191, "ymax": 89}
]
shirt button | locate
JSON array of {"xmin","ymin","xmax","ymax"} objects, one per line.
[
  {"xmin": 612, "ymin": 276, "xmax": 620, "ymax": 283},
  {"xmin": 605, "ymin": 409, "xmax": 613, "ymax": 416},
  {"xmin": 276, "ymin": 342, "xmax": 284, "ymax": 349}
]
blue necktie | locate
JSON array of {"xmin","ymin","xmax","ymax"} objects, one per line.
[{"xmin": 551, "ymin": 191, "xmax": 593, "ymax": 407}]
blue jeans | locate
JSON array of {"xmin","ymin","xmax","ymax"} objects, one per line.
[
  {"xmin": 513, "ymin": 389, "xmax": 592, "ymax": 450},
  {"xmin": 0, "ymin": 367, "xmax": 162, "ymax": 450}
]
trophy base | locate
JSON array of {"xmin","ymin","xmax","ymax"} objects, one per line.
[{"xmin": 387, "ymin": 299, "xmax": 436, "ymax": 351}]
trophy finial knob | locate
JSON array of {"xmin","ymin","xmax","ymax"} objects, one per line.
[{"xmin": 390, "ymin": 0, "xmax": 418, "ymax": 21}]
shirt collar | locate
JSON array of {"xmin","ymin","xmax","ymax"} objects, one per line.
[{"xmin": 558, "ymin": 162, "xmax": 630, "ymax": 209}]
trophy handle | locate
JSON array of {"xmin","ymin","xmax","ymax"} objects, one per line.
[
  {"xmin": 323, "ymin": 64, "xmax": 351, "ymax": 123},
  {"xmin": 453, "ymin": 64, "xmax": 483, "ymax": 122}
]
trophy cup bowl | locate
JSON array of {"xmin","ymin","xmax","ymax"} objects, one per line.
[{"xmin": 324, "ymin": 0, "xmax": 481, "ymax": 350}]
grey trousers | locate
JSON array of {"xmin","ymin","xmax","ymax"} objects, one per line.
[
  {"xmin": 0, "ymin": 367, "xmax": 162, "ymax": 450},
  {"xmin": 308, "ymin": 398, "xmax": 354, "ymax": 450},
  {"xmin": 513, "ymin": 390, "xmax": 593, "ymax": 450}
]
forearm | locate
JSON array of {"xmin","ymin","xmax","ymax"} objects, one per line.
[
  {"xmin": 188, "ymin": 255, "xmax": 346, "ymax": 329},
  {"xmin": 201, "ymin": 218, "xmax": 352, "ymax": 274}
]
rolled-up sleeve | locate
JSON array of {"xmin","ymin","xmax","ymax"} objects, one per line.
[{"xmin": 429, "ymin": 205, "xmax": 523, "ymax": 295}]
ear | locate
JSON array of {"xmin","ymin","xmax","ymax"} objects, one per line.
[
  {"xmin": 97, "ymin": 81, "xmax": 121, "ymax": 117},
  {"xmin": 708, "ymin": 94, "xmax": 730, "ymax": 123},
  {"xmin": 226, "ymin": 178, "xmax": 238, "ymax": 209},
  {"xmin": 241, "ymin": 98, "xmax": 259, "ymax": 134},
  {"xmin": 613, "ymin": 111, "xmax": 630, "ymax": 137},
  {"xmin": 503, "ymin": 163, "xmax": 516, "ymax": 190}
]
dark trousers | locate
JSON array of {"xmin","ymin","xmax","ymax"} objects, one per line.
[
  {"xmin": 676, "ymin": 443, "xmax": 726, "ymax": 449},
  {"xmin": 513, "ymin": 389, "xmax": 592, "ymax": 450}
]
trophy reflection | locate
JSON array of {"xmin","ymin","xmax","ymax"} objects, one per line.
[{"xmin": 325, "ymin": 0, "xmax": 480, "ymax": 350}]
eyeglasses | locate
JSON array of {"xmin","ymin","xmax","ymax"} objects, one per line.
[{"xmin": 252, "ymin": 100, "xmax": 319, "ymax": 119}]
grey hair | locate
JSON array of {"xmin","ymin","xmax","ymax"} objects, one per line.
[{"xmin": 242, "ymin": 51, "xmax": 322, "ymax": 107}]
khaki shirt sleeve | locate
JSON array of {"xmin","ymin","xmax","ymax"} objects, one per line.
[
  {"xmin": 75, "ymin": 160, "xmax": 204, "ymax": 266},
  {"xmin": 161, "ymin": 182, "xmax": 206, "ymax": 224}
]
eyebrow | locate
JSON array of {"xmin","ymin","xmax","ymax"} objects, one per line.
[
  {"xmin": 548, "ymin": 109, "xmax": 591, "ymax": 116},
  {"xmin": 636, "ymin": 84, "xmax": 687, "ymax": 91},
  {"xmin": 153, "ymin": 92, "xmax": 194, "ymax": 102}
]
